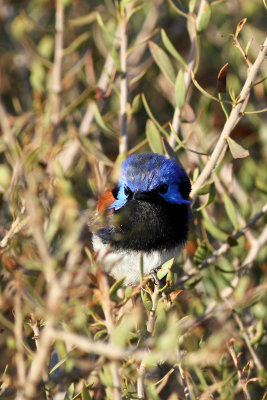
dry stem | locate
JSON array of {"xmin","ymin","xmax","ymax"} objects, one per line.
[
  {"xmin": 171, "ymin": 203, "xmax": 267, "ymax": 290},
  {"xmin": 191, "ymin": 36, "xmax": 267, "ymax": 199},
  {"xmin": 51, "ymin": 0, "xmax": 64, "ymax": 126},
  {"xmin": 137, "ymin": 285, "xmax": 160, "ymax": 399},
  {"xmin": 119, "ymin": 9, "xmax": 129, "ymax": 155},
  {"xmin": 98, "ymin": 272, "xmax": 121, "ymax": 400},
  {"xmin": 228, "ymin": 340, "xmax": 252, "ymax": 400}
]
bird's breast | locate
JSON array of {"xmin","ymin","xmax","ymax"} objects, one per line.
[
  {"xmin": 93, "ymin": 233, "xmax": 184, "ymax": 286},
  {"xmin": 97, "ymin": 199, "xmax": 190, "ymax": 252}
]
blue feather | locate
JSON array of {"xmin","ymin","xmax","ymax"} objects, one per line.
[{"xmin": 109, "ymin": 153, "xmax": 190, "ymax": 210}]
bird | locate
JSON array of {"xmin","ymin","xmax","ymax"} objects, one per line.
[{"xmin": 92, "ymin": 152, "xmax": 191, "ymax": 286}]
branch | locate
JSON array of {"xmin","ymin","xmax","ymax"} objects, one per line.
[
  {"xmin": 191, "ymin": 36, "xmax": 267, "ymax": 199},
  {"xmin": 51, "ymin": 0, "xmax": 64, "ymax": 126},
  {"xmin": 171, "ymin": 203, "xmax": 267, "ymax": 290},
  {"xmin": 169, "ymin": 0, "xmax": 204, "ymax": 147},
  {"xmin": 137, "ymin": 285, "xmax": 160, "ymax": 399},
  {"xmin": 0, "ymin": 204, "xmax": 26, "ymax": 248},
  {"xmin": 119, "ymin": 8, "xmax": 129, "ymax": 155},
  {"xmin": 227, "ymin": 339, "xmax": 252, "ymax": 400},
  {"xmin": 231, "ymin": 308, "xmax": 264, "ymax": 372},
  {"xmin": 57, "ymin": 28, "xmax": 119, "ymax": 172},
  {"xmin": 14, "ymin": 285, "xmax": 26, "ymax": 396},
  {"xmin": 98, "ymin": 272, "xmax": 122, "ymax": 400}
]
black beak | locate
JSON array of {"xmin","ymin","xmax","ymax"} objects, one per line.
[{"xmin": 133, "ymin": 191, "xmax": 151, "ymax": 201}]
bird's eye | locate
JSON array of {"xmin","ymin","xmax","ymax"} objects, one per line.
[
  {"xmin": 157, "ymin": 184, "xmax": 168, "ymax": 194},
  {"xmin": 124, "ymin": 186, "xmax": 132, "ymax": 196}
]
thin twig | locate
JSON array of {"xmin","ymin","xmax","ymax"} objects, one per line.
[
  {"xmin": 137, "ymin": 285, "xmax": 160, "ymax": 399},
  {"xmin": 49, "ymin": 280, "xmax": 267, "ymax": 367},
  {"xmin": 0, "ymin": 97, "xmax": 13, "ymax": 144},
  {"xmin": 191, "ymin": 36, "xmax": 267, "ymax": 199},
  {"xmin": 155, "ymin": 368, "xmax": 175, "ymax": 395},
  {"xmin": 14, "ymin": 284, "xmax": 26, "ymax": 395},
  {"xmin": 170, "ymin": 0, "xmax": 204, "ymax": 147},
  {"xmin": 171, "ymin": 203, "xmax": 267, "ymax": 290},
  {"xmin": 14, "ymin": 188, "xmax": 63, "ymax": 399},
  {"xmin": 230, "ymin": 307, "xmax": 264, "ymax": 372},
  {"xmin": 227, "ymin": 339, "xmax": 252, "ymax": 400},
  {"xmin": 119, "ymin": 8, "xmax": 129, "ymax": 155},
  {"xmin": 98, "ymin": 272, "xmax": 121, "ymax": 400},
  {"xmin": 51, "ymin": 0, "xmax": 64, "ymax": 126},
  {"xmin": 16, "ymin": 323, "xmax": 54, "ymax": 400},
  {"xmin": 57, "ymin": 29, "xmax": 119, "ymax": 171},
  {"xmin": 0, "ymin": 204, "xmax": 26, "ymax": 248},
  {"xmin": 177, "ymin": 353, "xmax": 192, "ymax": 400}
]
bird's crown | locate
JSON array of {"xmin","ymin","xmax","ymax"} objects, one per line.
[{"xmin": 109, "ymin": 153, "xmax": 191, "ymax": 210}]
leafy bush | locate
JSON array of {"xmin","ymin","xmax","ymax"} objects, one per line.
[{"xmin": 0, "ymin": 1, "xmax": 266, "ymax": 399}]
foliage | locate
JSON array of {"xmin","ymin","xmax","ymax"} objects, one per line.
[{"xmin": 0, "ymin": 0, "xmax": 266, "ymax": 399}]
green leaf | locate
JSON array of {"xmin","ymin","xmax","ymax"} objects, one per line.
[
  {"xmin": 93, "ymin": 103, "xmax": 117, "ymax": 137},
  {"xmin": 142, "ymin": 94, "xmax": 169, "ymax": 138},
  {"xmin": 146, "ymin": 120, "xmax": 164, "ymax": 154},
  {"xmin": 255, "ymin": 176, "xmax": 267, "ymax": 195},
  {"xmin": 161, "ymin": 29, "xmax": 187, "ymax": 68},
  {"xmin": 30, "ymin": 60, "xmax": 45, "ymax": 92},
  {"xmin": 94, "ymin": 329, "xmax": 107, "ymax": 341},
  {"xmin": 223, "ymin": 194, "xmax": 238, "ymax": 230},
  {"xmin": 162, "ymin": 137, "xmax": 180, "ymax": 164},
  {"xmin": 49, "ymin": 356, "xmax": 67, "ymax": 375},
  {"xmin": 63, "ymin": 32, "xmax": 90, "ymax": 56},
  {"xmin": 197, "ymin": 0, "xmax": 211, "ymax": 33},
  {"xmin": 148, "ymin": 41, "xmax": 176, "ymax": 85},
  {"xmin": 0, "ymin": 164, "xmax": 11, "ymax": 190},
  {"xmin": 111, "ymin": 311, "xmax": 140, "ymax": 347},
  {"xmin": 193, "ymin": 167, "xmax": 199, "ymax": 182},
  {"xmin": 241, "ymin": 199, "xmax": 252, "ymax": 220},
  {"xmin": 226, "ymin": 137, "xmax": 250, "ymax": 159},
  {"xmin": 64, "ymin": 383, "xmax": 75, "ymax": 400},
  {"xmin": 193, "ymin": 241, "xmax": 211, "ymax": 265},
  {"xmin": 109, "ymin": 278, "xmax": 125, "ymax": 297},
  {"xmin": 111, "ymin": 46, "xmax": 121, "ymax": 71},
  {"xmin": 38, "ymin": 35, "xmax": 54, "ymax": 58},
  {"xmin": 202, "ymin": 216, "xmax": 228, "ymax": 241},
  {"xmin": 175, "ymin": 69, "xmax": 186, "ymax": 109},
  {"xmin": 82, "ymin": 385, "xmax": 93, "ymax": 400},
  {"xmin": 79, "ymin": 135, "xmax": 113, "ymax": 166},
  {"xmin": 191, "ymin": 72, "xmax": 219, "ymax": 102},
  {"xmin": 196, "ymin": 181, "xmax": 214, "ymax": 195},
  {"xmin": 195, "ymin": 182, "xmax": 216, "ymax": 211},
  {"xmin": 131, "ymin": 94, "xmax": 142, "ymax": 114},
  {"xmin": 157, "ymin": 258, "xmax": 174, "ymax": 280},
  {"xmin": 141, "ymin": 290, "xmax": 152, "ymax": 311},
  {"xmin": 189, "ymin": 0, "xmax": 197, "ymax": 13}
]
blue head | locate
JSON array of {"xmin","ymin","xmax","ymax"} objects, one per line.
[{"xmin": 109, "ymin": 153, "xmax": 191, "ymax": 210}]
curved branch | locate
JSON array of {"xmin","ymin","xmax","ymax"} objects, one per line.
[{"xmin": 191, "ymin": 36, "xmax": 267, "ymax": 199}]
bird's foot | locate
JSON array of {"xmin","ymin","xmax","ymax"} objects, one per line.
[{"xmin": 151, "ymin": 269, "xmax": 163, "ymax": 288}]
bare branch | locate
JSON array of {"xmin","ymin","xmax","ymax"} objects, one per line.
[
  {"xmin": 99, "ymin": 272, "xmax": 122, "ymax": 400},
  {"xmin": 228, "ymin": 339, "xmax": 252, "ymax": 400},
  {"xmin": 14, "ymin": 284, "xmax": 26, "ymax": 394},
  {"xmin": 169, "ymin": 0, "xmax": 205, "ymax": 147},
  {"xmin": 171, "ymin": 203, "xmax": 267, "ymax": 290},
  {"xmin": 191, "ymin": 36, "xmax": 267, "ymax": 198},
  {"xmin": 51, "ymin": 0, "xmax": 64, "ymax": 126},
  {"xmin": 137, "ymin": 285, "xmax": 160, "ymax": 399},
  {"xmin": 119, "ymin": 8, "xmax": 129, "ymax": 155}
]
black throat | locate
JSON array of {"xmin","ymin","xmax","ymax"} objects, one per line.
[{"xmin": 97, "ymin": 198, "xmax": 190, "ymax": 252}]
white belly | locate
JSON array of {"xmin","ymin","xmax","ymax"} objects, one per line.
[{"xmin": 92, "ymin": 234, "xmax": 184, "ymax": 286}]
